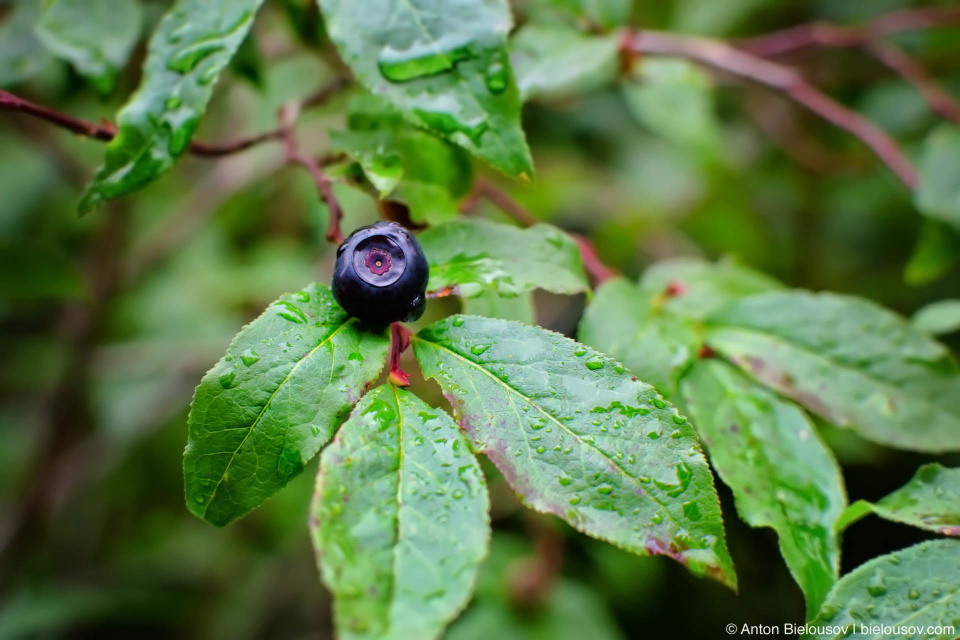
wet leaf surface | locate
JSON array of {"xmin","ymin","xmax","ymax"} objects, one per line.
[
  {"xmin": 682, "ymin": 360, "xmax": 846, "ymax": 617},
  {"xmin": 579, "ymin": 276, "xmax": 699, "ymax": 402},
  {"xmin": 184, "ymin": 284, "xmax": 389, "ymax": 526},
  {"xmin": 312, "ymin": 386, "xmax": 489, "ymax": 640},
  {"xmin": 414, "ymin": 315, "xmax": 737, "ymax": 588},
  {"xmin": 807, "ymin": 539, "xmax": 960, "ymax": 639},
  {"xmin": 80, "ymin": 0, "xmax": 265, "ymax": 212},
  {"xmin": 317, "ymin": 0, "xmax": 533, "ymax": 178},
  {"xmin": 706, "ymin": 291, "xmax": 960, "ymax": 452},
  {"xmin": 418, "ymin": 220, "xmax": 588, "ymax": 299},
  {"xmin": 837, "ymin": 464, "xmax": 960, "ymax": 537}
]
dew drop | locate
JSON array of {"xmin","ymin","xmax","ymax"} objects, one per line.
[{"xmin": 584, "ymin": 355, "xmax": 604, "ymax": 371}]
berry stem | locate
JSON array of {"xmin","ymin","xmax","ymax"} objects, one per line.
[
  {"xmin": 279, "ymin": 102, "xmax": 345, "ymax": 245},
  {"xmin": 388, "ymin": 323, "xmax": 412, "ymax": 388}
]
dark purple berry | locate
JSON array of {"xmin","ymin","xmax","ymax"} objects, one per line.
[{"xmin": 332, "ymin": 222, "xmax": 429, "ymax": 325}]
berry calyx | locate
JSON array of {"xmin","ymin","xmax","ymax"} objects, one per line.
[{"xmin": 332, "ymin": 222, "xmax": 429, "ymax": 325}]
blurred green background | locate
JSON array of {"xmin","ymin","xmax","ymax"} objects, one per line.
[{"xmin": 2, "ymin": 0, "xmax": 960, "ymax": 638}]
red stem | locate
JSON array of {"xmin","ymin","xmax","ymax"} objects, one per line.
[
  {"xmin": 464, "ymin": 180, "xmax": 618, "ymax": 284},
  {"xmin": 741, "ymin": 11, "xmax": 960, "ymax": 127},
  {"xmin": 742, "ymin": 8, "xmax": 960, "ymax": 57},
  {"xmin": 572, "ymin": 234, "xmax": 617, "ymax": 286},
  {"xmin": 621, "ymin": 30, "xmax": 919, "ymax": 189},
  {"xmin": 0, "ymin": 89, "xmax": 284, "ymax": 157},
  {"xmin": 388, "ymin": 323, "xmax": 412, "ymax": 388},
  {"xmin": 279, "ymin": 102, "xmax": 344, "ymax": 245},
  {"xmin": 0, "ymin": 76, "xmax": 352, "ymax": 159}
]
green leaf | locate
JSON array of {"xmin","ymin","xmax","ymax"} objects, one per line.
[
  {"xmin": 184, "ymin": 283, "xmax": 389, "ymax": 526},
  {"xmin": 510, "ymin": 25, "xmax": 619, "ymax": 101},
  {"xmin": 681, "ymin": 360, "xmax": 845, "ymax": 618},
  {"xmin": 418, "ymin": 220, "xmax": 588, "ymax": 298},
  {"xmin": 332, "ymin": 94, "xmax": 474, "ymax": 225},
  {"xmin": 905, "ymin": 221, "xmax": 960, "ymax": 286},
  {"xmin": 0, "ymin": 0, "xmax": 51, "ymax": 87},
  {"xmin": 638, "ymin": 257, "xmax": 782, "ymax": 321},
  {"xmin": 706, "ymin": 291, "xmax": 960, "ymax": 453},
  {"xmin": 36, "ymin": 0, "xmax": 143, "ymax": 94},
  {"xmin": 622, "ymin": 58, "xmax": 719, "ymax": 150},
  {"xmin": 413, "ymin": 316, "xmax": 737, "ymax": 589},
  {"xmin": 913, "ymin": 300, "xmax": 960, "ymax": 337},
  {"xmin": 540, "ymin": 0, "xmax": 633, "ymax": 30},
  {"xmin": 0, "ymin": 242, "xmax": 86, "ymax": 300},
  {"xmin": 80, "ymin": 0, "xmax": 265, "ymax": 213},
  {"xmin": 836, "ymin": 464, "xmax": 960, "ymax": 536},
  {"xmin": 461, "ymin": 290, "xmax": 535, "ymax": 324},
  {"xmin": 916, "ymin": 125, "xmax": 960, "ymax": 229},
  {"xmin": 316, "ymin": 0, "xmax": 534, "ymax": 179},
  {"xmin": 578, "ymin": 277, "xmax": 698, "ymax": 402},
  {"xmin": 311, "ymin": 385, "xmax": 489, "ymax": 640},
  {"xmin": 806, "ymin": 539, "xmax": 960, "ymax": 640}
]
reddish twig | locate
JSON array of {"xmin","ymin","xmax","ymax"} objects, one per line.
[
  {"xmin": 0, "ymin": 77, "xmax": 352, "ymax": 159},
  {"xmin": 572, "ymin": 234, "xmax": 617, "ymax": 285},
  {"xmin": 0, "ymin": 89, "xmax": 284, "ymax": 157},
  {"xmin": 862, "ymin": 40, "xmax": 960, "ymax": 125},
  {"xmin": 467, "ymin": 178, "xmax": 540, "ymax": 226},
  {"xmin": 426, "ymin": 285, "xmax": 458, "ymax": 299},
  {"xmin": 388, "ymin": 323, "xmax": 412, "ymax": 388},
  {"xmin": 279, "ymin": 101, "xmax": 344, "ymax": 245},
  {"xmin": 742, "ymin": 8, "xmax": 960, "ymax": 57},
  {"xmin": 621, "ymin": 30, "xmax": 918, "ymax": 189},
  {"xmin": 741, "ymin": 11, "xmax": 960, "ymax": 126},
  {"xmin": 464, "ymin": 180, "xmax": 618, "ymax": 283}
]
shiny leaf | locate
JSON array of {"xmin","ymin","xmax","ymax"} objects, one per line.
[
  {"xmin": 807, "ymin": 539, "xmax": 960, "ymax": 640},
  {"xmin": 682, "ymin": 359, "xmax": 845, "ymax": 617},
  {"xmin": 332, "ymin": 94, "xmax": 474, "ymax": 225},
  {"xmin": 80, "ymin": 0, "xmax": 265, "ymax": 213},
  {"xmin": 579, "ymin": 276, "xmax": 698, "ymax": 402},
  {"xmin": 418, "ymin": 220, "xmax": 588, "ymax": 298},
  {"xmin": 316, "ymin": 0, "xmax": 533, "ymax": 179},
  {"xmin": 913, "ymin": 300, "xmax": 960, "ymax": 337},
  {"xmin": 836, "ymin": 464, "xmax": 960, "ymax": 537},
  {"xmin": 184, "ymin": 284, "xmax": 389, "ymax": 526},
  {"xmin": 36, "ymin": 0, "xmax": 143, "ymax": 94},
  {"xmin": 706, "ymin": 291, "xmax": 960, "ymax": 452},
  {"xmin": 510, "ymin": 25, "xmax": 619, "ymax": 100},
  {"xmin": 414, "ymin": 316, "xmax": 737, "ymax": 588},
  {"xmin": 311, "ymin": 386, "xmax": 489, "ymax": 640}
]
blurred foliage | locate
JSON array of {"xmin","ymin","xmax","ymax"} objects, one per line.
[{"xmin": 2, "ymin": 0, "xmax": 960, "ymax": 638}]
